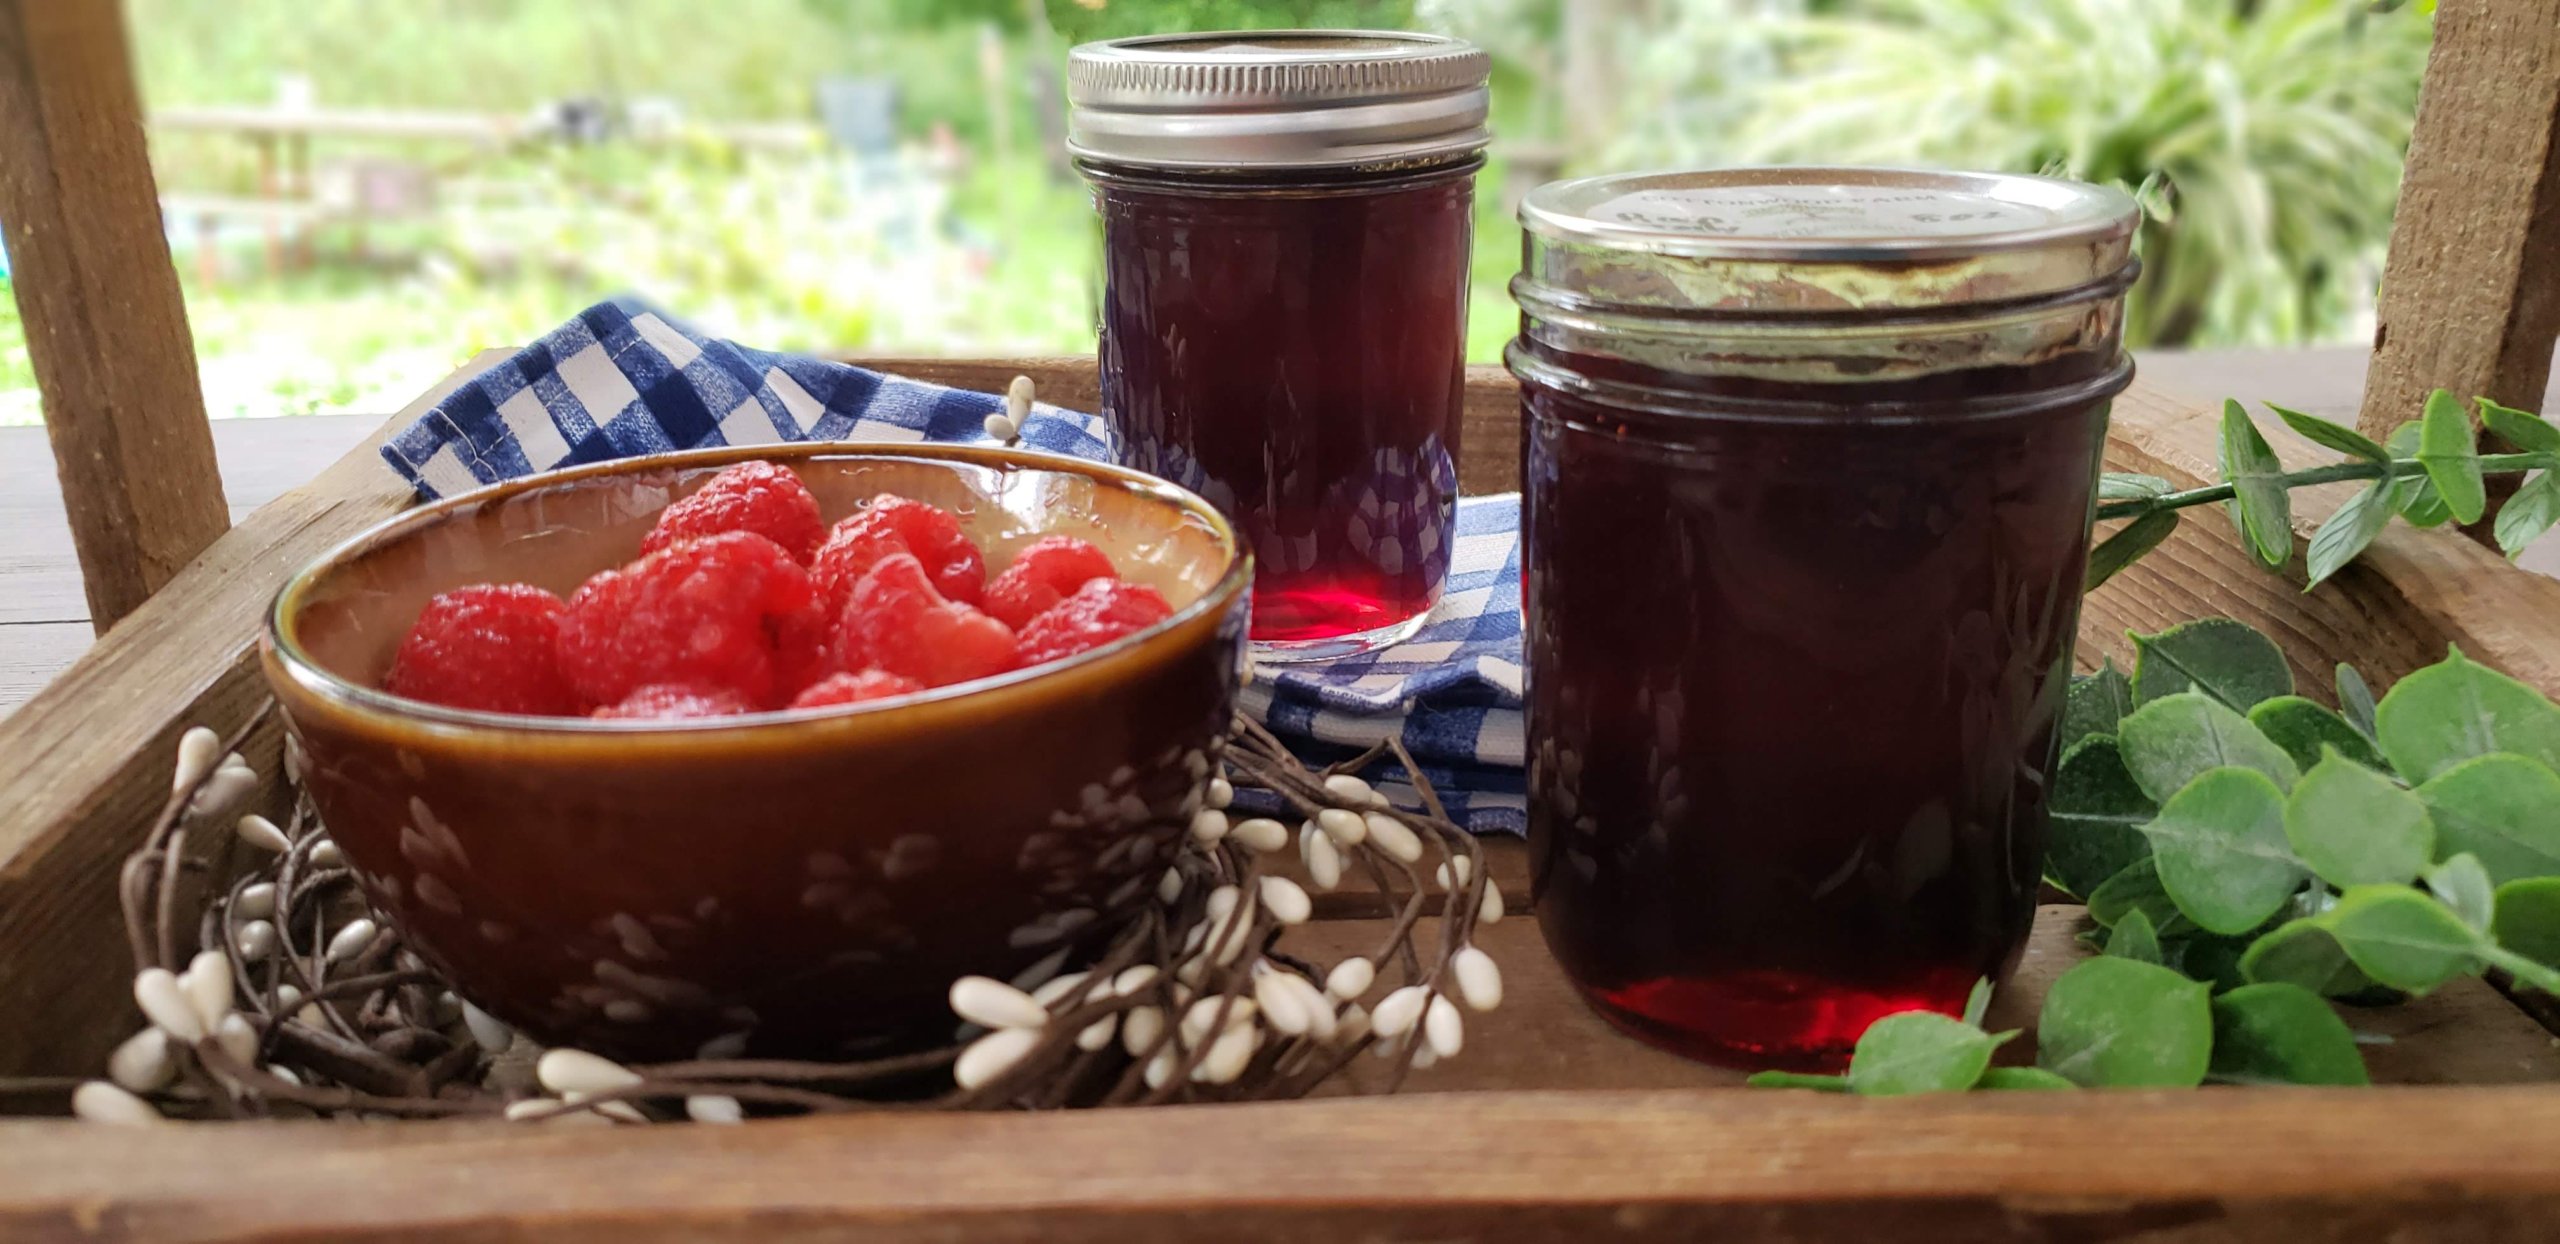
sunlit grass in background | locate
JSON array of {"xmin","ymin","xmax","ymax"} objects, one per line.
[{"xmin": 0, "ymin": 0, "xmax": 2427, "ymax": 425}]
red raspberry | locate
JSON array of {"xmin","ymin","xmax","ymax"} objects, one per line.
[
  {"xmin": 788, "ymin": 669, "xmax": 923, "ymax": 708},
  {"xmin": 1015, "ymin": 578, "xmax": 1173, "ymax": 668},
  {"xmin": 555, "ymin": 531, "xmax": 823, "ymax": 709},
  {"xmin": 593, "ymin": 684, "xmax": 756, "ymax": 720},
  {"xmin": 641, "ymin": 461, "xmax": 825, "ymax": 564},
  {"xmin": 811, "ymin": 494, "xmax": 987, "ymax": 613},
  {"xmin": 984, "ymin": 536, "xmax": 1117, "ymax": 630},
  {"xmin": 842, "ymin": 552, "xmax": 1019, "ymax": 688},
  {"xmin": 383, "ymin": 584, "xmax": 584, "ymax": 716},
  {"xmin": 772, "ymin": 604, "xmax": 837, "ymax": 703}
]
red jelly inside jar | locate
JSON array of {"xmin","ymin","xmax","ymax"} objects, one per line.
[
  {"xmin": 1069, "ymin": 31, "xmax": 1489, "ymax": 658},
  {"xmin": 1508, "ymin": 168, "xmax": 2141, "ymax": 1071}
]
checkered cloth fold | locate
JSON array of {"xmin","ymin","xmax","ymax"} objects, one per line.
[{"xmin": 383, "ymin": 299, "xmax": 1527, "ymax": 832}]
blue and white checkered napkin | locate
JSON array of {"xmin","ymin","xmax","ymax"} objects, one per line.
[{"xmin": 382, "ymin": 298, "xmax": 1527, "ymax": 833}]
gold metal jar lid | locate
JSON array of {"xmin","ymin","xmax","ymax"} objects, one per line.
[
  {"xmin": 1067, "ymin": 30, "xmax": 1490, "ymax": 172},
  {"xmin": 1519, "ymin": 166, "xmax": 2140, "ymax": 314}
]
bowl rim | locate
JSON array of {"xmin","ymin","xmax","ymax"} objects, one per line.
[{"xmin": 266, "ymin": 441, "xmax": 1252, "ymax": 736}]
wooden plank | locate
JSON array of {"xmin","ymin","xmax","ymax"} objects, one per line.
[
  {"xmin": 2358, "ymin": 0, "xmax": 2560, "ymax": 441},
  {"xmin": 0, "ymin": 355, "xmax": 497, "ymax": 1080},
  {"xmin": 4, "ymin": 1086, "xmax": 2560, "ymax": 1240},
  {"xmin": 0, "ymin": 413, "xmax": 386, "ymax": 628},
  {"xmin": 0, "ymin": 0, "xmax": 231, "ymax": 631},
  {"xmin": 0, "ymin": 623, "xmax": 91, "ymax": 720}
]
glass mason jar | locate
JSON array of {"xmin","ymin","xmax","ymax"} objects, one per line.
[
  {"xmin": 1067, "ymin": 31, "xmax": 1489, "ymax": 661},
  {"xmin": 1507, "ymin": 168, "xmax": 2140, "ymax": 1071}
]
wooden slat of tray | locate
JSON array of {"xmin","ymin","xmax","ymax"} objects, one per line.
[{"xmin": 4, "ymin": 1087, "xmax": 2560, "ymax": 1241}]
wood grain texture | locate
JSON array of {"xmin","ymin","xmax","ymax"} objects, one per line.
[
  {"xmin": 2358, "ymin": 0, "xmax": 2560, "ymax": 440},
  {"xmin": 0, "ymin": 355, "xmax": 498, "ymax": 1080},
  {"xmin": 0, "ymin": 0, "xmax": 231, "ymax": 630},
  {"xmin": 0, "ymin": 413, "xmax": 384, "ymax": 632},
  {"xmin": 3, "ymin": 1086, "xmax": 2560, "ymax": 1241},
  {"xmin": 0, "ymin": 623, "xmax": 92, "ymax": 720}
]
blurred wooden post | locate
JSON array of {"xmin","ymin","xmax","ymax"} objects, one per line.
[
  {"xmin": 0, "ymin": 0, "xmax": 230, "ymax": 632},
  {"xmin": 2359, "ymin": 0, "xmax": 2560, "ymax": 439}
]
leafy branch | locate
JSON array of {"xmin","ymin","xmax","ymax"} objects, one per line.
[{"xmin": 2087, "ymin": 391, "xmax": 2560, "ymax": 593}]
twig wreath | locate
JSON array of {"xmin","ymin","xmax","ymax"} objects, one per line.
[{"xmin": 47, "ymin": 706, "xmax": 1502, "ymax": 1125}]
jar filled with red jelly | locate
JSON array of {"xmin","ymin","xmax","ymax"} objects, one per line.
[
  {"xmin": 1508, "ymin": 168, "xmax": 2140, "ymax": 1071},
  {"xmin": 1067, "ymin": 31, "xmax": 1488, "ymax": 660}
]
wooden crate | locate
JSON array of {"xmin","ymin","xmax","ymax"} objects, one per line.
[{"xmin": 1, "ymin": 356, "xmax": 2558, "ymax": 1241}]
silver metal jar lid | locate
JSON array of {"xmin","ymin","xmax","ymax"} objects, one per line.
[
  {"xmin": 1067, "ymin": 30, "xmax": 1490, "ymax": 171},
  {"xmin": 1519, "ymin": 166, "xmax": 2141, "ymax": 311}
]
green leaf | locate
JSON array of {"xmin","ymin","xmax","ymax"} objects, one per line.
[
  {"xmin": 2490, "ymin": 877, "xmax": 2560, "ymax": 968},
  {"xmin": 2417, "ymin": 389, "xmax": 2488, "ymax": 524},
  {"xmin": 2085, "ymin": 509, "xmax": 2180, "ymax": 592},
  {"xmin": 2477, "ymin": 397, "xmax": 2560, "ymax": 453},
  {"xmin": 2063, "ymin": 661, "xmax": 2136, "ymax": 748},
  {"xmin": 2045, "ymin": 737, "xmax": 2157, "ymax": 900},
  {"xmin": 2116, "ymin": 692, "xmax": 2301, "ymax": 804},
  {"xmin": 1845, "ymin": 1011, "xmax": 2014, "ymax": 1096},
  {"xmin": 2283, "ymin": 746, "xmax": 2435, "ymax": 888},
  {"xmin": 2314, "ymin": 884, "xmax": 2484, "ymax": 994},
  {"xmin": 1976, "ymin": 1067, "xmax": 2077, "ymax": 1091},
  {"xmin": 2415, "ymin": 753, "xmax": 2560, "ymax": 885},
  {"xmin": 2424, "ymin": 853, "xmax": 2496, "ymax": 932},
  {"xmin": 2207, "ymin": 982, "xmax": 2370, "ymax": 1086},
  {"xmin": 2220, "ymin": 400, "xmax": 2295, "ymax": 567},
  {"xmin": 2099, "ymin": 472, "xmax": 2176, "ymax": 501},
  {"xmin": 2385, "ymin": 422, "xmax": 2455, "ymax": 528},
  {"xmin": 2141, "ymin": 766, "xmax": 2305, "ymax": 935},
  {"xmin": 2269, "ymin": 402, "xmax": 2389, "ymax": 462},
  {"xmin": 2493, "ymin": 470, "xmax": 2560, "ymax": 559},
  {"xmin": 2105, "ymin": 907, "xmax": 2165, "ymax": 963},
  {"xmin": 2086, "ymin": 859, "xmax": 2193, "ymax": 936},
  {"xmin": 2177, "ymin": 931, "xmax": 2262, "ymax": 994},
  {"xmin": 1745, "ymin": 1071, "xmax": 1849, "ymax": 1091},
  {"xmin": 2303, "ymin": 481, "xmax": 2394, "ymax": 590},
  {"xmin": 2036, "ymin": 956, "xmax": 2213, "ymax": 1088},
  {"xmin": 2249, "ymin": 697, "xmax": 2387, "ymax": 773},
  {"xmin": 2129, "ymin": 618, "xmax": 2294, "ymax": 711},
  {"xmin": 2240, "ymin": 919, "xmax": 2384, "ymax": 997},
  {"xmin": 2372, "ymin": 647, "xmax": 2560, "ymax": 781},
  {"xmin": 1962, "ymin": 977, "xmax": 1993, "ymax": 1028},
  {"xmin": 2336, "ymin": 664, "xmax": 2380, "ymax": 739}
]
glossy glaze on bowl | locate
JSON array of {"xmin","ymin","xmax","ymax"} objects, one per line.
[{"xmin": 264, "ymin": 444, "xmax": 1250, "ymax": 1060}]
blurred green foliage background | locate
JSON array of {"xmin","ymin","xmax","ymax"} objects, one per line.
[{"xmin": 0, "ymin": 0, "xmax": 2433, "ymax": 425}]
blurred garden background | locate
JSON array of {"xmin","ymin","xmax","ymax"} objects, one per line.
[{"xmin": 0, "ymin": 0, "xmax": 2435, "ymax": 426}]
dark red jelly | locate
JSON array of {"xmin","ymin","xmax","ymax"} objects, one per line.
[
  {"xmin": 1523, "ymin": 368, "xmax": 2120, "ymax": 1070},
  {"xmin": 1066, "ymin": 30, "xmax": 1490, "ymax": 658},
  {"xmin": 1508, "ymin": 167, "xmax": 2140, "ymax": 1070},
  {"xmin": 1089, "ymin": 163, "xmax": 1473, "ymax": 649}
]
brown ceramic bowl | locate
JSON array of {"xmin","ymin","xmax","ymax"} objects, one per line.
[{"xmin": 262, "ymin": 444, "xmax": 1249, "ymax": 1061}]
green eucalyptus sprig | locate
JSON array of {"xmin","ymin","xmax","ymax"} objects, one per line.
[
  {"xmin": 1752, "ymin": 617, "xmax": 2560, "ymax": 1097},
  {"xmin": 2087, "ymin": 390, "xmax": 2560, "ymax": 592}
]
